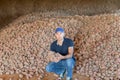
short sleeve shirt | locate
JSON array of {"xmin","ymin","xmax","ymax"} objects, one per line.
[{"xmin": 50, "ymin": 38, "xmax": 75, "ymax": 59}]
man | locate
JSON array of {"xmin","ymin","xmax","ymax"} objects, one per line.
[{"xmin": 46, "ymin": 27, "xmax": 75, "ymax": 80}]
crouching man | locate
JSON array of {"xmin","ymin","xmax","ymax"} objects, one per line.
[{"xmin": 46, "ymin": 27, "xmax": 76, "ymax": 80}]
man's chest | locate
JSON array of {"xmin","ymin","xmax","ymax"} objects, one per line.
[{"xmin": 55, "ymin": 44, "xmax": 68, "ymax": 55}]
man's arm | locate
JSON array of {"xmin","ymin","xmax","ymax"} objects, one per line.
[{"xmin": 61, "ymin": 47, "xmax": 74, "ymax": 59}]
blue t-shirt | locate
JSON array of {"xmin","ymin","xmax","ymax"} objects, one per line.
[{"xmin": 50, "ymin": 38, "xmax": 75, "ymax": 60}]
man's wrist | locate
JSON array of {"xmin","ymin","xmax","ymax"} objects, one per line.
[{"xmin": 62, "ymin": 56, "xmax": 66, "ymax": 59}]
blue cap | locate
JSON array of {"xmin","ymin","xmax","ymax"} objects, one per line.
[{"xmin": 55, "ymin": 27, "xmax": 64, "ymax": 33}]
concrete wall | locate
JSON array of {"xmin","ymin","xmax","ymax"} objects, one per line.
[{"xmin": 0, "ymin": 0, "xmax": 120, "ymax": 28}]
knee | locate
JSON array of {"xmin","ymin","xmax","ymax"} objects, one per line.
[
  {"xmin": 66, "ymin": 58, "xmax": 75, "ymax": 68},
  {"xmin": 45, "ymin": 62, "xmax": 54, "ymax": 72},
  {"xmin": 46, "ymin": 64, "xmax": 50, "ymax": 72}
]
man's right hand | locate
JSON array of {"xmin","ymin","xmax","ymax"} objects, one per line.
[
  {"xmin": 49, "ymin": 53, "xmax": 62, "ymax": 63},
  {"xmin": 53, "ymin": 53, "xmax": 63, "ymax": 63},
  {"xmin": 51, "ymin": 57, "xmax": 60, "ymax": 63}
]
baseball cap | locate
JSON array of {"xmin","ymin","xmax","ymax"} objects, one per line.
[{"xmin": 55, "ymin": 27, "xmax": 64, "ymax": 33}]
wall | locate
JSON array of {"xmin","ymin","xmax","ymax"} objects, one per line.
[{"xmin": 0, "ymin": 0, "xmax": 120, "ymax": 29}]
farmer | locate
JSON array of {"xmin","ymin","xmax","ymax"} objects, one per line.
[{"xmin": 46, "ymin": 27, "xmax": 75, "ymax": 80}]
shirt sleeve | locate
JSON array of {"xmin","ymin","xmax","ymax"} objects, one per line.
[
  {"xmin": 50, "ymin": 42, "xmax": 54, "ymax": 51},
  {"xmin": 68, "ymin": 39, "xmax": 74, "ymax": 47}
]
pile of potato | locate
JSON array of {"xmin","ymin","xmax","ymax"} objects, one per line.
[{"xmin": 0, "ymin": 13, "xmax": 120, "ymax": 80}]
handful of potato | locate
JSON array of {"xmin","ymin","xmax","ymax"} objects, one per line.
[{"xmin": 47, "ymin": 51, "xmax": 62, "ymax": 62}]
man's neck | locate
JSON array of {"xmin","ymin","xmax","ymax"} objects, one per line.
[{"xmin": 57, "ymin": 38, "xmax": 64, "ymax": 46}]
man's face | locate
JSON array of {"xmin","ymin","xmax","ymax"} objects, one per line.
[{"xmin": 55, "ymin": 32, "xmax": 64, "ymax": 40}]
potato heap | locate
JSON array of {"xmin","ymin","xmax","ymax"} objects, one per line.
[{"xmin": 0, "ymin": 13, "xmax": 120, "ymax": 80}]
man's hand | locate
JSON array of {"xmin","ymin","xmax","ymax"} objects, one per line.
[
  {"xmin": 48, "ymin": 51, "xmax": 64, "ymax": 63},
  {"xmin": 50, "ymin": 53, "xmax": 63, "ymax": 63}
]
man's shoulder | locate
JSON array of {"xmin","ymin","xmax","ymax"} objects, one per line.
[
  {"xmin": 64, "ymin": 38, "xmax": 74, "ymax": 46},
  {"xmin": 64, "ymin": 38, "xmax": 73, "ymax": 42},
  {"xmin": 51, "ymin": 40, "xmax": 57, "ymax": 45}
]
